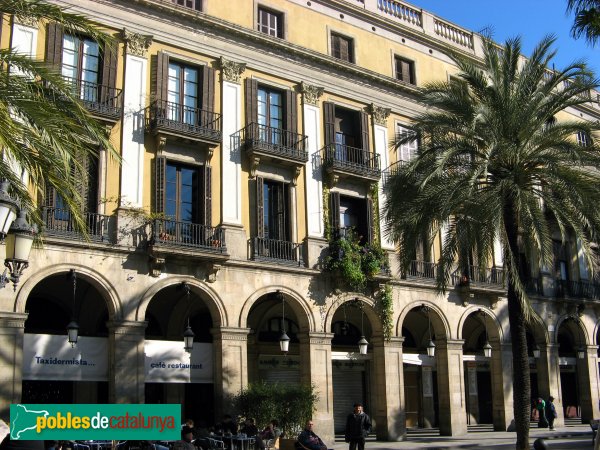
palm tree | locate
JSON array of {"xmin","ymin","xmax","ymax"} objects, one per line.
[
  {"xmin": 567, "ymin": 0, "xmax": 600, "ymax": 46},
  {"xmin": 384, "ymin": 36, "xmax": 600, "ymax": 449},
  {"xmin": 0, "ymin": 0, "xmax": 117, "ymax": 232}
]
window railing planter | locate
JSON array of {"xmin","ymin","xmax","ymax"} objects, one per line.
[
  {"xmin": 63, "ymin": 77, "xmax": 123, "ymax": 119},
  {"xmin": 252, "ymin": 237, "xmax": 303, "ymax": 266},
  {"xmin": 148, "ymin": 100, "xmax": 222, "ymax": 142},
  {"xmin": 42, "ymin": 207, "xmax": 111, "ymax": 243},
  {"xmin": 239, "ymin": 122, "xmax": 309, "ymax": 163},
  {"xmin": 151, "ymin": 218, "xmax": 226, "ymax": 253},
  {"xmin": 321, "ymin": 144, "xmax": 381, "ymax": 180}
]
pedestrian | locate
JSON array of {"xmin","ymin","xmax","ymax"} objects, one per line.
[
  {"xmin": 344, "ymin": 403, "xmax": 372, "ymax": 450},
  {"xmin": 536, "ymin": 397, "xmax": 548, "ymax": 428},
  {"xmin": 546, "ymin": 396, "xmax": 558, "ymax": 430}
]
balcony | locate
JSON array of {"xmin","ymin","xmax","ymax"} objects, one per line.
[
  {"xmin": 252, "ymin": 237, "xmax": 304, "ymax": 266},
  {"xmin": 452, "ymin": 265, "xmax": 505, "ymax": 290},
  {"xmin": 42, "ymin": 207, "xmax": 112, "ymax": 243},
  {"xmin": 405, "ymin": 260, "xmax": 438, "ymax": 281},
  {"xmin": 555, "ymin": 279, "xmax": 600, "ymax": 301},
  {"xmin": 321, "ymin": 144, "xmax": 381, "ymax": 181},
  {"xmin": 239, "ymin": 123, "xmax": 309, "ymax": 165},
  {"xmin": 64, "ymin": 77, "xmax": 123, "ymax": 121},
  {"xmin": 382, "ymin": 160, "xmax": 408, "ymax": 186},
  {"xmin": 150, "ymin": 219, "xmax": 228, "ymax": 260},
  {"xmin": 147, "ymin": 100, "xmax": 222, "ymax": 144}
]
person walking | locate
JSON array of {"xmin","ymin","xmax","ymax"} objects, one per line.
[
  {"xmin": 546, "ymin": 396, "xmax": 558, "ymax": 430},
  {"xmin": 345, "ymin": 403, "xmax": 372, "ymax": 450},
  {"xmin": 536, "ymin": 397, "xmax": 548, "ymax": 428}
]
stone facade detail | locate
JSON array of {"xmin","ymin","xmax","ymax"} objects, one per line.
[
  {"xmin": 368, "ymin": 103, "xmax": 391, "ymax": 126},
  {"xmin": 299, "ymin": 82, "xmax": 324, "ymax": 106},
  {"xmin": 122, "ymin": 29, "xmax": 152, "ymax": 57},
  {"xmin": 218, "ymin": 57, "xmax": 246, "ymax": 83}
]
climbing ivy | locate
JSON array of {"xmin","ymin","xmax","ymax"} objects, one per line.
[{"xmin": 378, "ymin": 284, "xmax": 394, "ymax": 341}]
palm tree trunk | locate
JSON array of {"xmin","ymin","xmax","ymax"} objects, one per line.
[{"xmin": 504, "ymin": 205, "xmax": 531, "ymax": 450}]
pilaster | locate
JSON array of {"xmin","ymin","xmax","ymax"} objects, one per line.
[
  {"xmin": 436, "ymin": 339, "xmax": 468, "ymax": 436},
  {"xmin": 578, "ymin": 344, "xmax": 600, "ymax": 422},
  {"xmin": 108, "ymin": 320, "xmax": 147, "ymax": 404},
  {"xmin": 0, "ymin": 312, "xmax": 27, "ymax": 421},
  {"xmin": 371, "ymin": 336, "xmax": 406, "ymax": 440},
  {"xmin": 298, "ymin": 332, "xmax": 334, "ymax": 445},
  {"xmin": 490, "ymin": 342, "xmax": 514, "ymax": 430},
  {"xmin": 212, "ymin": 327, "xmax": 251, "ymax": 418},
  {"xmin": 537, "ymin": 343, "xmax": 564, "ymax": 427}
]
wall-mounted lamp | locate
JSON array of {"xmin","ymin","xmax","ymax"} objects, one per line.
[
  {"xmin": 66, "ymin": 270, "xmax": 79, "ymax": 347},
  {"xmin": 423, "ymin": 305, "xmax": 435, "ymax": 358},
  {"xmin": 277, "ymin": 291, "xmax": 290, "ymax": 354}
]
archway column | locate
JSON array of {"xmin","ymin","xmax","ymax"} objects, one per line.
[
  {"xmin": 490, "ymin": 342, "xmax": 514, "ymax": 430},
  {"xmin": 299, "ymin": 332, "xmax": 334, "ymax": 445},
  {"xmin": 0, "ymin": 312, "xmax": 27, "ymax": 421},
  {"xmin": 212, "ymin": 327, "xmax": 251, "ymax": 419},
  {"xmin": 537, "ymin": 343, "xmax": 564, "ymax": 427},
  {"xmin": 108, "ymin": 320, "xmax": 147, "ymax": 403},
  {"xmin": 579, "ymin": 344, "xmax": 600, "ymax": 422},
  {"xmin": 371, "ymin": 335, "xmax": 406, "ymax": 441},
  {"xmin": 437, "ymin": 339, "xmax": 467, "ymax": 436}
]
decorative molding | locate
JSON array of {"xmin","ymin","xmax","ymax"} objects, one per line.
[
  {"xmin": 107, "ymin": 320, "xmax": 148, "ymax": 335},
  {"xmin": 14, "ymin": 15, "xmax": 37, "ymax": 27},
  {"xmin": 122, "ymin": 29, "xmax": 152, "ymax": 57},
  {"xmin": 206, "ymin": 264, "xmax": 221, "ymax": 283},
  {"xmin": 156, "ymin": 135, "xmax": 167, "ymax": 155},
  {"xmin": 291, "ymin": 166, "xmax": 302, "ymax": 187},
  {"xmin": 218, "ymin": 57, "xmax": 246, "ymax": 83},
  {"xmin": 299, "ymin": 82, "xmax": 324, "ymax": 106},
  {"xmin": 249, "ymin": 156, "xmax": 260, "ymax": 179},
  {"xmin": 0, "ymin": 312, "xmax": 28, "ymax": 329},
  {"xmin": 149, "ymin": 255, "xmax": 165, "ymax": 277},
  {"xmin": 213, "ymin": 327, "xmax": 251, "ymax": 341},
  {"xmin": 368, "ymin": 103, "xmax": 391, "ymax": 126}
]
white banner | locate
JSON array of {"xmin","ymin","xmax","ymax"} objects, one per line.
[
  {"xmin": 144, "ymin": 340, "xmax": 213, "ymax": 383},
  {"xmin": 23, "ymin": 334, "xmax": 108, "ymax": 381}
]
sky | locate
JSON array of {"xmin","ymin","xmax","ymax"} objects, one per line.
[{"xmin": 411, "ymin": 0, "xmax": 600, "ymax": 77}]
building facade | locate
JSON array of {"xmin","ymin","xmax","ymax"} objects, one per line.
[{"xmin": 1, "ymin": 0, "xmax": 600, "ymax": 442}]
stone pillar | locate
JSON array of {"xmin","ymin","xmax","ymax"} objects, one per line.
[
  {"xmin": 0, "ymin": 312, "xmax": 27, "ymax": 421},
  {"xmin": 212, "ymin": 327, "xmax": 251, "ymax": 418},
  {"xmin": 436, "ymin": 339, "xmax": 467, "ymax": 436},
  {"xmin": 108, "ymin": 320, "xmax": 147, "ymax": 403},
  {"xmin": 299, "ymin": 332, "xmax": 334, "ymax": 445},
  {"xmin": 120, "ymin": 30, "xmax": 151, "ymax": 208},
  {"xmin": 578, "ymin": 344, "xmax": 600, "ymax": 422},
  {"xmin": 371, "ymin": 336, "xmax": 406, "ymax": 440},
  {"xmin": 490, "ymin": 342, "xmax": 514, "ymax": 430},
  {"xmin": 537, "ymin": 343, "xmax": 564, "ymax": 426},
  {"xmin": 421, "ymin": 366, "xmax": 436, "ymax": 428},
  {"xmin": 300, "ymin": 82, "xmax": 327, "ymax": 269},
  {"xmin": 465, "ymin": 363, "xmax": 479, "ymax": 424}
]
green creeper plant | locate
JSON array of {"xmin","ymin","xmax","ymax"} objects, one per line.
[{"xmin": 378, "ymin": 284, "xmax": 394, "ymax": 340}]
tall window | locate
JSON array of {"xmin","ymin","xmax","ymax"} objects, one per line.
[
  {"xmin": 165, "ymin": 163, "xmax": 200, "ymax": 223},
  {"xmin": 395, "ymin": 56, "xmax": 415, "ymax": 85},
  {"xmin": 168, "ymin": 62, "xmax": 199, "ymax": 125},
  {"xmin": 331, "ymin": 33, "xmax": 354, "ymax": 63},
  {"xmin": 258, "ymin": 86, "xmax": 283, "ymax": 144},
  {"xmin": 62, "ymin": 35, "xmax": 99, "ymax": 101},
  {"xmin": 396, "ymin": 124, "xmax": 418, "ymax": 162},
  {"xmin": 170, "ymin": 0, "xmax": 201, "ymax": 10},
  {"xmin": 577, "ymin": 130, "xmax": 590, "ymax": 147},
  {"xmin": 257, "ymin": 7, "xmax": 283, "ymax": 38},
  {"xmin": 263, "ymin": 180, "xmax": 289, "ymax": 241}
]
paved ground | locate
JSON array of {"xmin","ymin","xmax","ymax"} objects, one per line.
[{"xmin": 328, "ymin": 425, "xmax": 594, "ymax": 449}]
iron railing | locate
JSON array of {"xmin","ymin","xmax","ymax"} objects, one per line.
[
  {"xmin": 64, "ymin": 77, "xmax": 123, "ymax": 119},
  {"xmin": 252, "ymin": 237, "xmax": 303, "ymax": 265},
  {"xmin": 451, "ymin": 265, "xmax": 505, "ymax": 287},
  {"xmin": 42, "ymin": 207, "xmax": 111, "ymax": 242},
  {"xmin": 152, "ymin": 219, "xmax": 226, "ymax": 252},
  {"xmin": 321, "ymin": 144, "xmax": 381, "ymax": 179},
  {"xmin": 240, "ymin": 122, "xmax": 308, "ymax": 162},
  {"xmin": 406, "ymin": 260, "xmax": 438, "ymax": 280},
  {"xmin": 555, "ymin": 279, "xmax": 600, "ymax": 300},
  {"xmin": 382, "ymin": 160, "xmax": 408, "ymax": 185},
  {"xmin": 148, "ymin": 100, "xmax": 222, "ymax": 142}
]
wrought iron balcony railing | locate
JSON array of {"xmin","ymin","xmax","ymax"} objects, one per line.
[
  {"xmin": 555, "ymin": 279, "xmax": 600, "ymax": 300},
  {"xmin": 64, "ymin": 77, "xmax": 123, "ymax": 119},
  {"xmin": 151, "ymin": 219, "xmax": 226, "ymax": 252},
  {"xmin": 239, "ymin": 123, "xmax": 309, "ymax": 163},
  {"xmin": 451, "ymin": 265, "xmax": 505, "ymax": 288},
  {"xmin": 148, "ymin": 100, "xmax": 222, "ymax": 142},
  {"xmin": 321, "ymin": 144, "xmax": 381, "ymax": 179},
  {"xmin": 406, "ymin": 260, "xmax": 438, "ymax": 280},
  {"xmin": 42, "ymin": 207, "xmax": 111, "ymax": 243},
  {"xmin": 382, "ymin": 160, "xmax": 408, "ymax": 185},
  {"xmin": 252, "ymin": 237, "xmax": 303, "ymax": 265}
]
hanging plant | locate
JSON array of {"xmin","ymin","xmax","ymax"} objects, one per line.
[{"xmin": 378, "ymin": 284, "xmax": 394, "ymax": 341}]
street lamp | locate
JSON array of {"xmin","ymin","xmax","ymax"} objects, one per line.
[
  {"xmin": 424, "ymin": 305, "xmax": 435, "ymax": 358},
  {"xmin": 181, "ymin": 282, "xmax": 195, "ymax": 352},
  {"xmin": 2, "ymin": 210, "xmax": 35, "ymax": 291},
  {"xmin": 0, "ymin": 180, "xmax": 18, "ymax": 237},
  {"xmin": 357, "ymin": 298, "xmax": 368, "ymax": 355},
  {"xmin": 278, "ymin": 291, "xmax": 290, "ymax": 354},
  {"xmin": 67, "ymin": 269, "xmax": 79, "ymax": 347},
  {"xmin": 533, "ymin": 343, "xmax": 541, "ymax": 359},
  {"xmin": 481, "ymin": 311, "xmax": 492, "ymax": 358}
]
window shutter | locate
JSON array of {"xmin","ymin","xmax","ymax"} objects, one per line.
[
  {"xmin": 256, "ymin": 176, "xmax": 264, "ymax": 238},
  {"xmin": 331, "ymin": 35, "xmax": 339, "ymax": 58},
  {"xmin": 151, "ymin": 51, "xmax": 169, "ymax": 103},
  {"xmin": 401, "ymin": 60, "xmax": 412, "ymax": 84},
  {"xmin": 155, "ymin": 156, "xmax": 167, "ymax": 214},
  {"xmin": 200, "ymin": 65, "xmax": 215, "ymax": 112},
  {"xmin": 329, "ymin": 191, "xmax": 340, "ymax": 232},
  {"xmin": 101, "ymin": 43, "xmax": 118, "ymax": 91},
  {"xmin": 285, "ymin": 89, "xmax": 297, "ymax": 133},
  {"xmin": 245, "ymin": 78, "xmax": 258, "ymax": 126},
  {"xmin": 44, "ymin": 182, "xmax": 56, "ymax": 208},
  {"xmin": 45, "ymin": 23, "xmax": 64, "ymax": 66},
  {"xmin": 323, "ymin": 102, "xmax": 336, "ymax": 146},
  {"xmin": 366, "ymin": 197, "xmax": 374, "ymax": 244},
  {"xmin": 276, "ymin": 182, "xmax": 286, "ymax": 241},
  {"xmin": 359, "ymin": 110, "xmax": 370, "ymax": 152},
  {"xmin": 203, "ymin": 165, "xmax": 212, "ymax": 226},
  {"xmin": 73, "ymin": 153, "xmax": 91, "ymax": 213},
  {"xmin": 340, "ymin": 38, "xmax": 349, "ymax": 62}
]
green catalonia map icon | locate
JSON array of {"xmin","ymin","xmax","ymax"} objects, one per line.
[{"xmin": 10, "ymin": 405, "xmax": 49, "ymax": 439}]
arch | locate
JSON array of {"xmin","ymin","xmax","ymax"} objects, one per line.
[
  {"xmin": 396, "ymin": 301, "xmax": 451, "ymax": 340},
  {"xmin": 555, "ymin": 314, "xmax": 589, "ymax": 345},
  {"xmin": 323, "ymin": 293, "xmax": 382, "ymax": 336},
  {"xmin": 456, "ymin": 306, "xmax": 503, "ymax": 343},
  {"xmin": 527, "ymin": 311, "xmax": 550, "ymax": 345},
  {"xmin": 14, "ymin": 263, "xmax": 121, "ymax": 320},
  {"xmin": 238, "ymin": 286, "xmax": 315, "ymax": 332},
  {"xmin": 136, "ymin": 276, "xmax": 227, "ymax": 328}
]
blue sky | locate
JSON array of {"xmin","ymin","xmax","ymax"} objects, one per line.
[{"xmin": 412, "ymin": 0, "xmax": 600, "ymax": 77}]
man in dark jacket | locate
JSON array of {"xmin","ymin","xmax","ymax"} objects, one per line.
[
  {"xmin": 344, "ymin": 403, "xmax": 371, "ymax": 450},
  {"xmin": 546, "ymin": 396, "xmax": 558, "ymax": 430}
]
